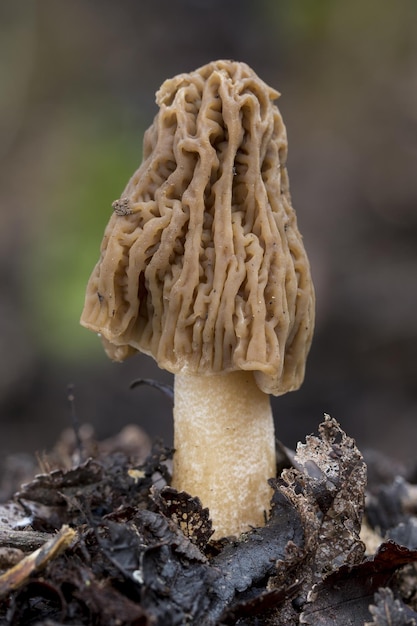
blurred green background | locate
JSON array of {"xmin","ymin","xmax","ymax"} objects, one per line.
[{"xmin": 1, "ymin": 1, "xmax": 416, "ymax": 465}]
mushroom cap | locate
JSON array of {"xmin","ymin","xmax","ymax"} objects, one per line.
[{"xmin": 80, "ymin": 60, "xmax": 315, "ymax": 396}]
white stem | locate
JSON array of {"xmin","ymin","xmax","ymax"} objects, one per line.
[{"xmin": 172, "ymin": 371, "xmax": 276, "ymax": 539}]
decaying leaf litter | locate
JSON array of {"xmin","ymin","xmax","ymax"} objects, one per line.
[{"xmin": 1, "ymin": 415, "xmax": 417, "ymax": 625}]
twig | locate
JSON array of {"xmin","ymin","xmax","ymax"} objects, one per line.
[
  {"xmin": 0, "ymin": 528, "xmax": 50, "ymax": 552},
  {"xmin": 0, "ymin": 525, "xmax": 76, "ymax": 598},
  {"xmin": 67, "ymin": 383, "xmax": 84, "ymax": 461},
  {"xmin": 129, "ymin": 378, "xmax": 174, "ymax": 402}
]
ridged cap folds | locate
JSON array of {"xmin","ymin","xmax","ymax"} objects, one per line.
[{"xmin": 80, "ymin": 60, "xmax": 315, "ymax": 395}]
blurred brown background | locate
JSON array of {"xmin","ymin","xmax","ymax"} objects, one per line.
[{"xmin": 1, "ymin": 1, "xmax": 416, "ymax": 465}]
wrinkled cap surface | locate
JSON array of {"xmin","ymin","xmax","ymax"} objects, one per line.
[{"xmin": 80, "ymin": 60, "xmax": 315, "ymax": 395}]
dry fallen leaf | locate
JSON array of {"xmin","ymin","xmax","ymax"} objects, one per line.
[{"xmin": 365, "ymin": 588, "xmax": 417, "ymax": 626}]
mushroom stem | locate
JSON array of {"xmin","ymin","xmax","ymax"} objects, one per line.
[{"xmin": 172, "ymin": 371, "xmax": 276, "ymax": 539}]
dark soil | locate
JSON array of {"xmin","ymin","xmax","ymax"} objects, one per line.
[{"xmin": 1, "ymin": 416, "xmax": 417, "ymax": 625}]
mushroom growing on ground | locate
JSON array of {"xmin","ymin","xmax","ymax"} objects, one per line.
[{"xmin": 80, "ymin": 60, "xmax": 315, "ymax": 539}]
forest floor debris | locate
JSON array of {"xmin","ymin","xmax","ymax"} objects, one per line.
[{"xmin": 1, "ymin": 416, "xmax": 417, "ymax": 625}]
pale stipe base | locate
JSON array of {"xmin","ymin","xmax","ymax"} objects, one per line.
[{"xmin": 172, "ymin": 371, "xmax": 276, "ymax": 539}]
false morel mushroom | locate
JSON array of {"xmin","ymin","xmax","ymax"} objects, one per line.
[{"xmin": 81, "ymin": 60, "xmax": 315, "ymax": 539}]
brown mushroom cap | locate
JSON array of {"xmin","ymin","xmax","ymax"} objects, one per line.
[{"xmin": 81, "ymin": 60, "xmax": 315, "ymax": 396}]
